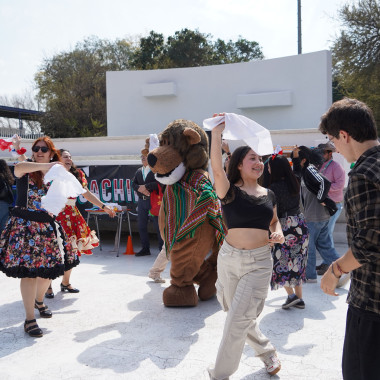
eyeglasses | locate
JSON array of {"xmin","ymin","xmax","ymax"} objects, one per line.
[
  {"xmin": 327, "ymin": 136, "xmax": 335, "ymax": 147},
  {"xmin": 32, "ymin": 146, "xmax": 49, "ymax": 153}
]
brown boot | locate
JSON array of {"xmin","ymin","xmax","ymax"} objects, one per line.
[
  {"xmin": 163, "ymin": 284, "xmax": 198, "ymax": 307},
  {"xmin": 197, "ymin": 267, "xmax": 217, "ymax": 301}
]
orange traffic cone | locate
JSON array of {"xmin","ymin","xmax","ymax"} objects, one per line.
[{"xmin": 124, "ymin": 236, "xmax": 135, "ymax": 255}]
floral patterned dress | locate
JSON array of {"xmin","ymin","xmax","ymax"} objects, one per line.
[
  {"xmin": 56, "ymin": 170, "xmax": 99, "ymax": 256},
  {"xmin": 270, "ymin": 180, "xmax": 309, "ymax": 290},
  {"xmin": 0, "ymin": 175, "xmax": 79, "ymax": 279}
]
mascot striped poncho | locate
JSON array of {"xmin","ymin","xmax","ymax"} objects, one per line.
[{"xmin": 163, "ymin": 170, "xmax": 226, "ymax": 253}]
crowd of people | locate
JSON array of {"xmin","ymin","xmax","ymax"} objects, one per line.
[
  {"xmin": 206, "ymin": 99, "xmax": 379, "ymax": 380},
  {"xmin": 0, "ymin": 98, "xmax": 378, "ymax": 380}
]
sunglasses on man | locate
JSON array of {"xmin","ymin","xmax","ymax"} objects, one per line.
[{"xmin": 32, "ymin": 146, "xmax": 49, "ymax": 153}]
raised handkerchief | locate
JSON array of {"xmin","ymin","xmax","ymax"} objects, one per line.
[
  {"xmin": 203, "ymin": 113, "xmax": 273, "ymax": 156},
  {"xmin": 41, "ymin": 164, "xmax": 86, "ymax": 215}
]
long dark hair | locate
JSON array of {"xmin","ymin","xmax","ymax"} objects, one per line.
[
  {"xmin": 269, "ymin": 155, "xmax": 300, "ymax": 195},
  {"xmin": 59, "ymin": 149, "xmax": 82, "ymax": 184},
  {"xmin": 227, "ymin": 146, "xmax": 254, "ymax": 185},
  {"xmin": 30, "ymin": 136, "xmax": 61, "ymax": 188},
  {"xmin": 0, "ymin": 159, "xmax": 14, "ymax": 186}
]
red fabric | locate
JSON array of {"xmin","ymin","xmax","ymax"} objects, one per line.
[
  {"xmin": 150, "ymin": 184, "xmax": 163, "ymax": 216},
  {"xmin": 56, "ymin": 169, "xmax": 98, "ymax": 255},
  {"xmin": 56, "ymin": 204, "xmax": 98, "ymax": 255},
  {"xmin": 0, "ymin": 138, "xmax": 13, "ymax": 151}
]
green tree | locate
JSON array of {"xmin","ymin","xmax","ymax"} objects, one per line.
[
  {"xmin": 212, "ymin": 38, "xmax": 264, "ymax": 64},
  {"xmin": 131, "ymin": 29, "xmax": 264, "ymax": 69},
  {"xmin": 132, "ymin": 31, "xmax": 166, "ymax": 70},
  {"xmin": 332, "ymin": 0, "xmax": 380, "ymax": 131},
  {"xmin": 35, "ymin": 36, "xmax": 135, "ymax": 138},
  {"xmin": 165, "ymin": 29, "xmax": 214, "ymax": 68}
]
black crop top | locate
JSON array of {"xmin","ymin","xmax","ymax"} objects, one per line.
[{"xmin": 220, "ymin": 183, "xmax": 276, "ymax": 231}]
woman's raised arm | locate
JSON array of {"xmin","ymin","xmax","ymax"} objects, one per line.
[{"xmin": 210, "ymin": 120, "xmax": 230, "ymax": 199}]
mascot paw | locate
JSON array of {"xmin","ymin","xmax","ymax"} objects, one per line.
[
  {"xmin": 163, "ymin": 284, "xmax": 198, "ymax": 307},
  {"xmin": 197, "ymin": 268, "xmax": 218, "ymax": 301}
]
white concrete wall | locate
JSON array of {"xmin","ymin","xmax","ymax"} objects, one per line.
[{"xmin": 106, "ymin": 50, "xmax": 332, "ymax": 136}]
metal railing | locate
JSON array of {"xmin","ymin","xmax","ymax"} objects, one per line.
[{"xmin": 0, "ymin": 128, "xmax": 43, "ymax": 140}]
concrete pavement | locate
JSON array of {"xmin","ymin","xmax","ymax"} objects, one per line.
[{"xmin": 0, "ymin": 237, "xmax": 349, "ymax": 380}]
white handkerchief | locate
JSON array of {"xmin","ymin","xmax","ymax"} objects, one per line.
[
  {"xmin": 149, "ymin": 134, "xmax": 159, "ymax": 152},
  {"xmin": 203, "ymin": 113, "xmax": 273, "ymax": 156},
  {"xmin": 41, "ymin": 164, "xmax": 86, "ymax": 215}
]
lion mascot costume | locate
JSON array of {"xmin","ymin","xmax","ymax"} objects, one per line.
[{"xmin": 144, "ymin": 119, "xmax": 226, "ymax": 307}]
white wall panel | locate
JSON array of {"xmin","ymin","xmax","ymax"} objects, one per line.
[{"xmin": 106, "ymin": 50, "xmax": 332, "ymax": 136}]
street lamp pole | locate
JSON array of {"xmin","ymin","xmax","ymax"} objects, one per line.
[{"xmin": 298, "ymin": 0, "xmax": 302, "ymax": 54}]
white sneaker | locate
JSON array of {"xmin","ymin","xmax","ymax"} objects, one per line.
[
  {"xmin": 264, "ymin": 353, "xmax": 281, "ymax": 375},
  {"xmin": 148, "ymin": 274, "xmax": 166, "ymax": 283},
  {"xmin": 337, "ymin": 272, "xmax": 350, "ymax": 288}
]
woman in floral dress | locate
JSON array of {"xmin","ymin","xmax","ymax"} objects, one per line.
[
  {"xmin": 45, "ymin": 149, "xmax": 115, "ymax": 298},
  {"xmin": 0, "ymin": 137, "xmax": 79, "ymax": 337},
  {"xmin": 268, "ymin": 154, "xmax": 309, "ymax": 309}
]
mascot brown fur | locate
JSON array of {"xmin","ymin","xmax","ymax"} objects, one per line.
[{"xmin": 146, "ymin": 119, "xmax": 226, "ymax": 307}]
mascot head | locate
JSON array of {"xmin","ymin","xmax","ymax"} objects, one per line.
[{"xmin": 147, "ymin": 119, "xmax": 209, "ymax": 185}]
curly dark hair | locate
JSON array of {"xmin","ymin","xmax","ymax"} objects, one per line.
[{"xmin": 0, "ymin": 159, "xmax": 14, "ymax": 187}]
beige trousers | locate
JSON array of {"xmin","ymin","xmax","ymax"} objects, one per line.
[
  {"xmin": 148, "ymin": 246, "xmax": 170, "ymax": 279},
  {"xmin": 209, "ymin": 241, "xmax": 276, "ymax": 380}
]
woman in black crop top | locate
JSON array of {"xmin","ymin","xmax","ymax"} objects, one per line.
[
  {"xmin": 268, "ymin": 154, "xmax": 309, "ymax": 310},
  {"xmin": 207, "ymin": 117, "xmax": 284, "ymax": 379},
  {"xmin": 0, "ymin": 137, "xmax": 79, "ymax": 338}
]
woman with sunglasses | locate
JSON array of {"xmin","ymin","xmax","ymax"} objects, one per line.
[
  {"xmin": 0, "ymin": 137, "xmax": 79, "ymax": 337},
  {"xmin": 45, "ymin": 149, "xmax": 115, "ymax": 298}
]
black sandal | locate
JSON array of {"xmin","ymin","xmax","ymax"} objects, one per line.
[
  {"xmin": 45, "ymin": 285, "xmax": 54, "ymax": 299},
  {"xmin": 24, "ymin": 319, "xmax": 43, "ymax": 337},
  {"xmin": 60, "ymin": 283, "xmax": 80, "ymax": 293},
  {"xmin": 34, "ymin": 300, "xmax": 53, "ymax": 318}
]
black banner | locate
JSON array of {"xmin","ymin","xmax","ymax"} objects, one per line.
[{"xmin": 76, "ymin": 164, "xmax": 140, "ymax": 216}]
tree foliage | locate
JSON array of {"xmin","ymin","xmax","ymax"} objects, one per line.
[
  {"xmin": 332, "ymin": 0, "xmax": 380, "ymax": 131},
  {"xmin": 132, "ymin": 29, "xmax": 264, "ymax": 70},
  {"xmin": 35, "ymin": 36, "xmax": 135, "ymax": 138},
  {"xmin": 35, "ymin": 31, "xmax": 263, "ymax": 138}
]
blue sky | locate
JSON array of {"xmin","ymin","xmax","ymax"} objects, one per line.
[{"xmin": 0, "ymin": 0, "xmax": 346, "ymax": 98}]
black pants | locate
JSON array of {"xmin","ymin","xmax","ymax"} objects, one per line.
[
  {"xmin": 342, "ymin": 305, "xmax": 380, "ymax": 380},
  {"xmin": 137, "ymin": 198, "xmax": 163, "ymax": 251}
]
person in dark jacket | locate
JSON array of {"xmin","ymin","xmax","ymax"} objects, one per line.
[
  {"xmin": 292, "ymin": 146, "xmax": 340, "ymax": 282},
  {"xmin": 132, "ymin": 154, "xmax": 163, "ymax": 256},
  {"xmin": 0, "ymin": 159, "xmax": 14, "ymax": 232}
]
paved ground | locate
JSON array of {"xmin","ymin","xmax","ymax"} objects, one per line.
[{"xmin": 0, "ymin": 235, "xmax": 349, "ymax": 380}]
